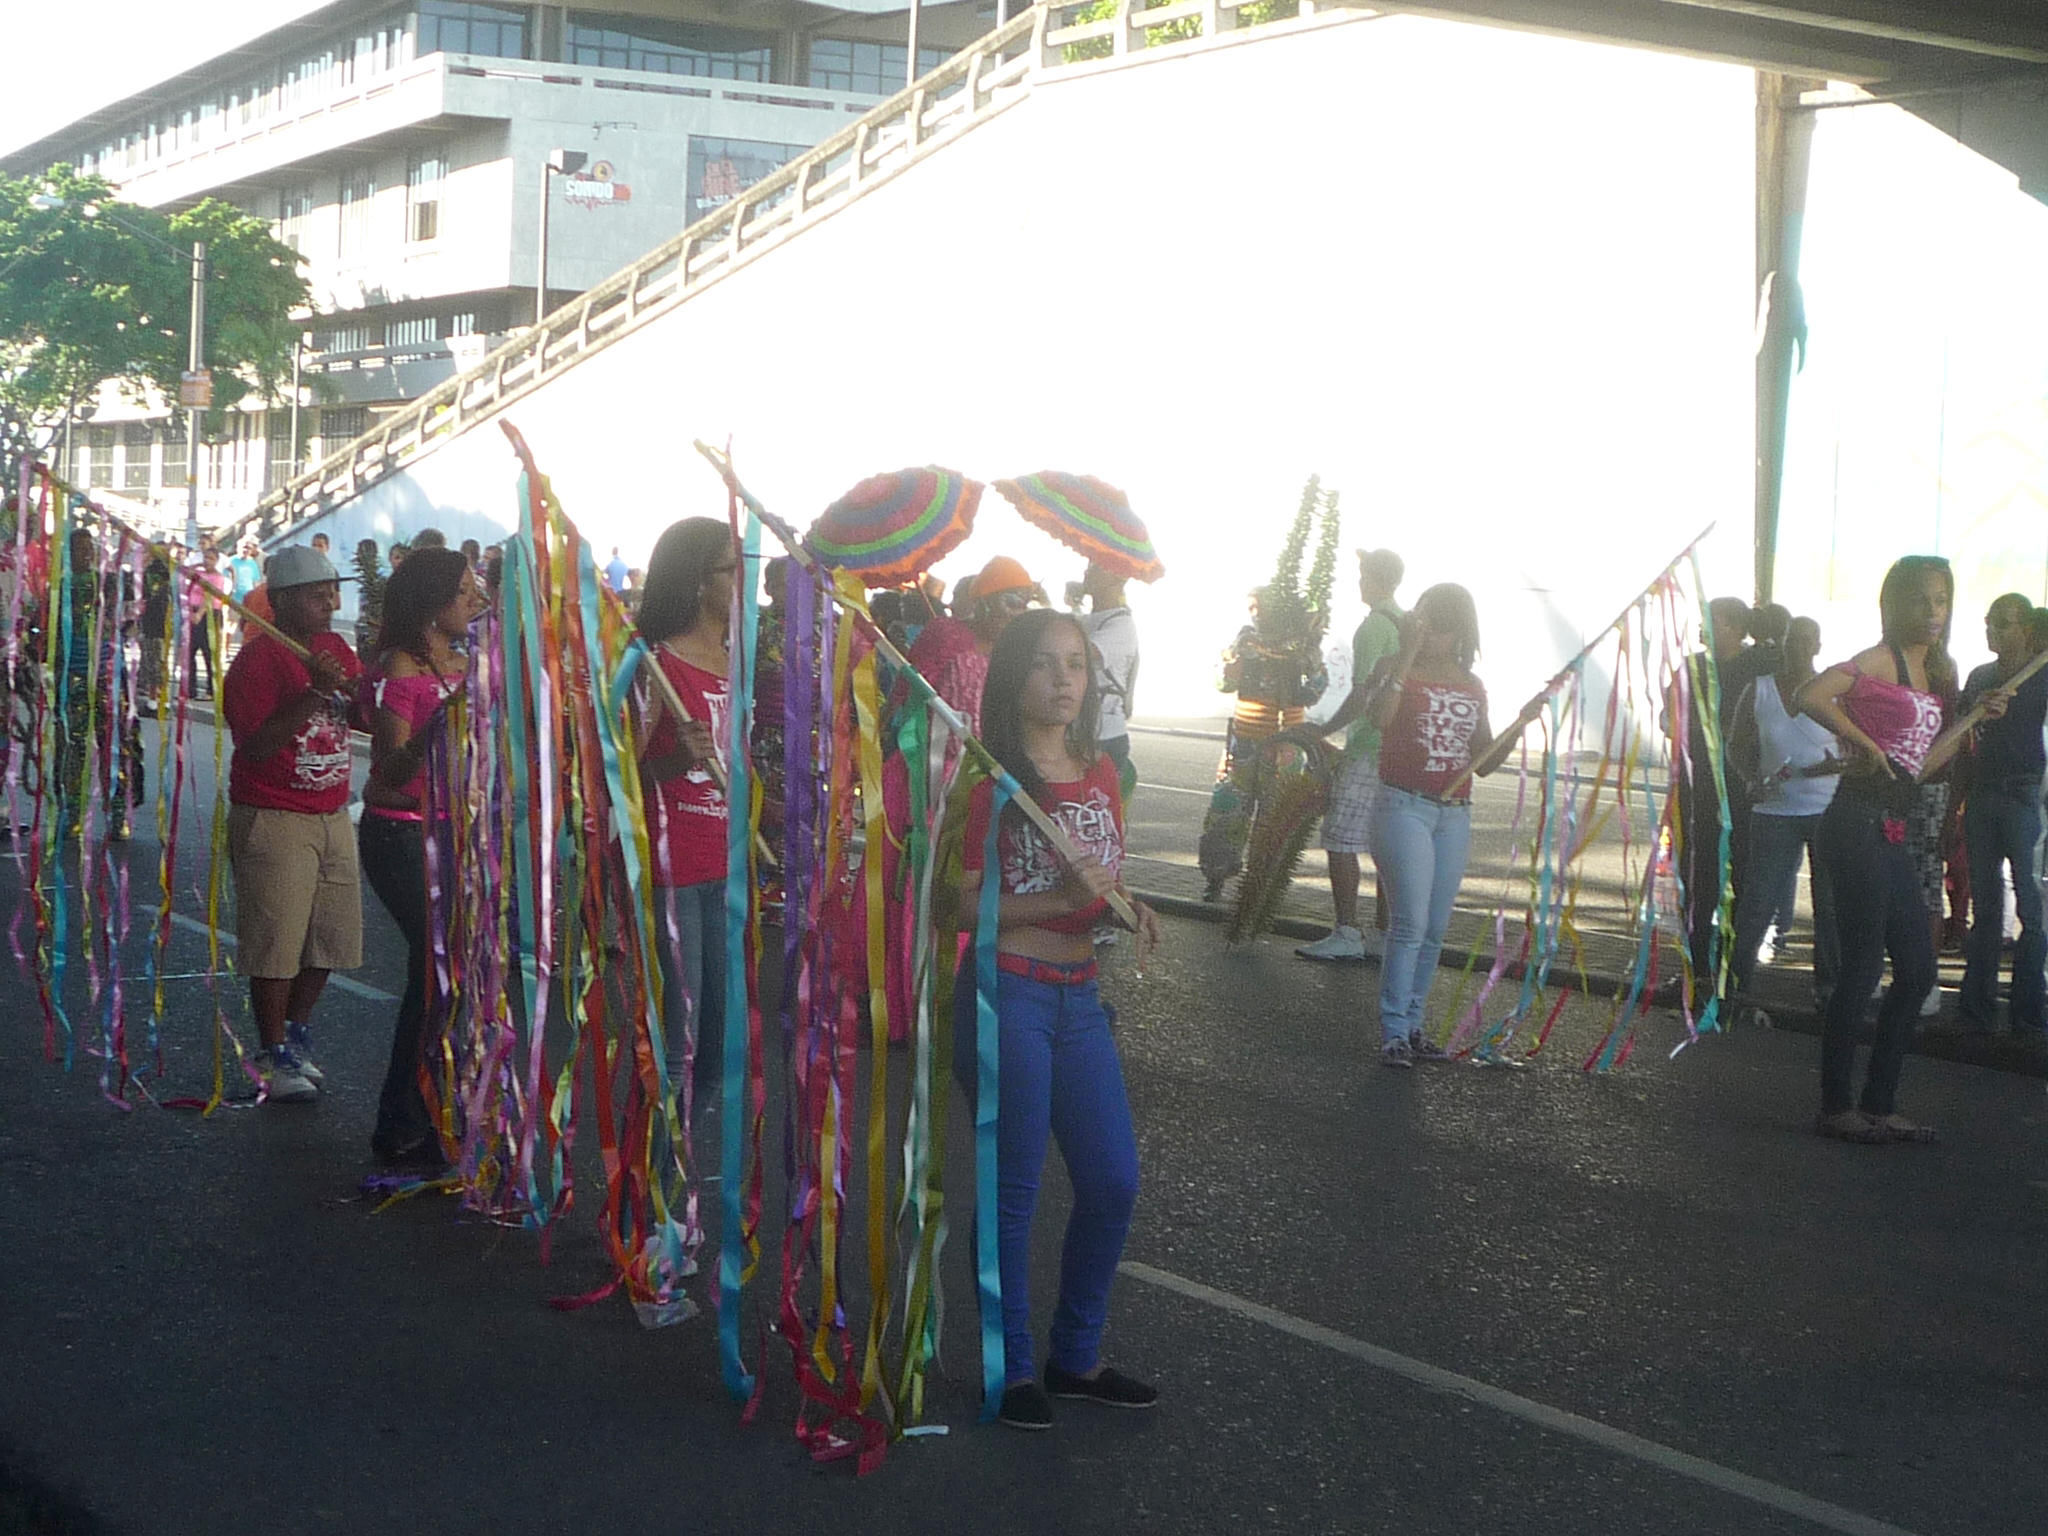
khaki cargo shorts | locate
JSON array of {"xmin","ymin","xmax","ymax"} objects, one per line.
[{"xmin": 227, "ymin": 805, "xmax": 363, "ymax": 979}]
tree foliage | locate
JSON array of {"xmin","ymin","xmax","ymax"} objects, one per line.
[{"xmin": 0, "ymin": 163, "xmax": 308, "ymax": 476}]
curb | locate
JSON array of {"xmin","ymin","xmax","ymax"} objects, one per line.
[{"xmin": 1132, "ymin": 888, "xmax": 2048, "ymax": 1079}]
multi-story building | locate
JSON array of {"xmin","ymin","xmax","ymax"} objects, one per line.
[{"xmin": 2, "ymin": 0, "xmax": 994, "ymax": 533}]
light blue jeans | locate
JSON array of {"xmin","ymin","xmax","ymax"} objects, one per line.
[{"xmin": 1371, "ymin": 787, "xmax": 1473, "ymax": 1045}]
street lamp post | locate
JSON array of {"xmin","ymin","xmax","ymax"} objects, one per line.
[
  {"xmin": 536, "ymin": 149, "xmax": 588, "ymax": 326},
  {"xmin": 184, "ymin": 241, "xmax": 208, "ymax": 549}
]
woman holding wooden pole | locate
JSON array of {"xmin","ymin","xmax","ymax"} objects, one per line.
[{"xmin": 1796, "ymin": 556, "xmax": 2005, "ymax": 1144}]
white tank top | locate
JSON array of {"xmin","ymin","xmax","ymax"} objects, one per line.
[{"xmin": 1752, "ymin": 675, "xmax": 1839, "ymax": 817}]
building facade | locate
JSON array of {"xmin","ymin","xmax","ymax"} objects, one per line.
[{"xmin": 3, "ymin": 0, "xmax": 993, "ymax": 533}]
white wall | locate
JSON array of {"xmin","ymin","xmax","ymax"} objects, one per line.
[
  {"xmin": 304, "ymin": 14, "xmax": 1759, "ymax": 718},
  {"xmin": 1776, "ymin": 101, "xmax": 2048, "ymax": 681}
]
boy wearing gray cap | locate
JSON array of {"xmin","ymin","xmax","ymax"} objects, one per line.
[{"xmin": 220, "ymin": 545, "xmax": 364, "ymax": 1102}]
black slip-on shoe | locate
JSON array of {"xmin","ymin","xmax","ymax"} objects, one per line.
[
  {"xmin": 1043, "ymin": 1362, "xmax": 1157, "ymax": 1409},
  {"xmin": 999, "ymin": 1381, "xmax": 1053, "ymax": 1431}
]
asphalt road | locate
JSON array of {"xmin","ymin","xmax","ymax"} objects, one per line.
[{"xmin": 3, "ymin": 721, "xmax": 2046, "ymax": 1535}]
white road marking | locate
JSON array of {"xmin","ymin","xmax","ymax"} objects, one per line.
[
  {"xmin": 1134, "ymin": 781, "xmax": 1213, "ymax": 797},
  {"xmin": 1118, "ymin": 1261, "xmax": 1924, "ymax": 1536},
  {"xmin": 165, "ymin": 911, "xmax": 398, "ymax": 1004}
]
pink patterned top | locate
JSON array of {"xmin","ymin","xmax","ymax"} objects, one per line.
[
  {"xmin": 364, "ymin": 667, "xmax": 462, "ymax": 822},
  {"xmin": 1831, "ymin": 661, "xmax": 1943, "ymax": 778}
]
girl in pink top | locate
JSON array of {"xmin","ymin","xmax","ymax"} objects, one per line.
[
  {"xmin": 1797, "ymin": 556, "xmax": 2007, "ymax": 1144},
  {"xmin": 359, "ymin": 548, "xmax": 486, "ymax": 1171}
]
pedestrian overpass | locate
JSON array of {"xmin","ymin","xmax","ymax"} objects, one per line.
[{"xmin": 224, "ymin": 1, "xmax": 2048, "ymax": 714}]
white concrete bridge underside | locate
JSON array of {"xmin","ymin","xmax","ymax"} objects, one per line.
[{"xmin": 301, "ymin": 12, "xmax": 1760, "ymax": 716}]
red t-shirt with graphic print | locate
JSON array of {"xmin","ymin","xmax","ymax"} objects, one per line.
[
  {"xmin": 1375, "ymin": 675, "xmax": 1487, "ymax": 803},
  {"xmin": 962, "ymin": 753, "xmax": 1124, "ymax": 936},
  {"xmin": 223, "ymin": 631, "xmax": 363, "ymax": 814},
  {"xmin": 643, "ymin": 649, "xmax": 731, "ymax": 888}
]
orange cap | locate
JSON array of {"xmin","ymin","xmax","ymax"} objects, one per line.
[{"xmin": 973, "ymin": 555, "xmax": 1034, "ymax": 599}]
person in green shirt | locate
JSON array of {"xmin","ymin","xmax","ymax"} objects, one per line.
[{"xmin": 1292, "ymin": 548, "xmax": 1405, "ymax": 960}]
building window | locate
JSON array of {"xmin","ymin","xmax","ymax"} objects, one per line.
[
  {"xmin": 339, "ymin": 167, "xmax": 376, "ymax": 263},
  {"xmin": 122, "ymin": 423, "xmax": 153, "ymax": 491},
  {"xmin": 450, "ymin": 312, "xmax": 477, "ymax": 337},
  {"xmin": 566, "ymin": 14, "xmax": 772, "ymax": 80},
  {"xmin": 267, "ymin": 414, "xmax": 295, "ymax": 491},
  {"xmin": 388, "ymin": 316, "xmax": 440, "ymax": 347},
  {"xmin": 86, "ymin": 426, "xmax": 115, "ymax": 488},
  {"xmin": 321, "ymin": 407, "xmax": 368, "ymax": 445},
  {"xmin": 159, "ymin": 429, "xmax": 186, "ymax": 490},
  {"xmin": 808, "ymin": 38, "xmax": 948, "ymax": 95},
  {"xmin": 418, "ymin": 1, "xmax": 529, "ymax": 60},
  {"xmin": 687, "ymin": 137, "xmax": 806, "ymax": 218},
  {"xmin": 406, "ymin": 152, "xmax": 445, "ymax": 243},
  {"xmin": 277, "ymin": 183, "xmax": 314, "ymax": 252},
  {"xmin": 316, "ymin": 324, "xmax": 373, "ymax": 354}
]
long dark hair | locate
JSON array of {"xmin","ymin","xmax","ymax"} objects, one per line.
[
  {"xmin": 979, "ymin": 608, "xmax": 1100, "ymax": 809},
  {"xmin": 1413, "ymin": 582, "xmax": 1481, "ymax": 673},
  {"xmin": 636, "ymin": 517, "xmax": 733, "ymax": 644},
  {"xmin": 374, "ymin": 546, "xmax": 470, "ymax": 663},
  {"xmin": 1878, "ymin": 555, "xmax": 1956, "ymax": 698}
]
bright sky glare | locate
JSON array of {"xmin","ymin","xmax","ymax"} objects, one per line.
[{"xmin": 0, "ymin": 1, "xmax": 332, "ymax": 162}]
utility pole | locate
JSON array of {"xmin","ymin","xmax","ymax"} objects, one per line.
[
  {"xmin": 185, "ymin": 241, "xmax": 207, "ymax": 549},
  {"xmin": 537, "ymin": 149, "xmax": 588, "ymax": 325},
  {"xmin": 907, "ymin": 0, "xmax": 922, "ymax": 87}
]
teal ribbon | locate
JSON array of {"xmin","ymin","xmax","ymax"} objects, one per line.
[
  {"xmin": 47, "ymin": 498, "xmax": 77, "ymax": 1063},
  {"xmin": 718, "ymin": 509, "xmax": 762, "ymax": 1403},
  {"xmin": 499, "ymin": 529, "xmax": 546, "ymax": 1219},
  {"xmin": 974, "ymin": 776, "xmax": 1012, "ymax": 1419}
]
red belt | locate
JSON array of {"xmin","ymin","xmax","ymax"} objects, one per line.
[{"xmin": 996, "ymin": 953, "xmax": 1098, "ymax": 985}]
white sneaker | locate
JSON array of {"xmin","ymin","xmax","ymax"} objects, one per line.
[
  {"xmin": 257, "ymin": 1044, "xmax": 318, "ymax": 1104},
  {"xmin": 1298, "ymin": 926, "xmax": 1367, "ymax": 961},
  {"xmin": 285, "ymin": 1023, "xmax": 325, "ymax": 1086},
  {"xmin": 1920, "ymin": 987, "xmax": 1943, "ymax": 1018},
  {"xmin": 1360, "ymin": 927, "xmax": 1386, "ymax": 958}
]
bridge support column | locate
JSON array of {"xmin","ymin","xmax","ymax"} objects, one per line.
[{"xmin": 1753, "ymin": 70, "xmax": 1814, "ymax": 606}]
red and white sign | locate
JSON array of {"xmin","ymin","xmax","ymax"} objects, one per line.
[{"xmin": 564, "ymin": 160, "xmax": 632, "ymax": 207}]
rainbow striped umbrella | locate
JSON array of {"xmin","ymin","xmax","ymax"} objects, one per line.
[
  {"xmin": 992, "ymin": 472, "xmax": 1164, "ymax": 583},
  {"xmin": 806, "ymin": 467, "xmax": 982, "ymax": 585}
]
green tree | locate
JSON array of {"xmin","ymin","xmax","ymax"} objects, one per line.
[{"xmin": 0, "ymin": 163, "xmax": 309, "ymax": 481}]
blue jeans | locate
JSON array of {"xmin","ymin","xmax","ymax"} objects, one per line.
[
  {"xmin": 1371, "ymin": 787, "xmax": 1472, "ymax": 1045},
  {"xmin": 1961, "ymin": 781, "xmax": 2046, "ymax": 1031},
  {"xmin": 658, "ymin": 879, "xmax": 727, "ymax": 1095},
  {"xmin": 1816, "ymin": 795, "xmax": 1935, "ymax": 1117},
  {"xmin": 956, "ymin": 968, "xmax": 1140, "ymax": 1385},
  {"xmin": 1730, "ymin": 810, "xmax": 1837, "ymax": 999}
]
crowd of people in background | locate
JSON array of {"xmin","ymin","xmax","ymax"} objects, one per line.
[{"xmin": 1276, "ymin": 548, "xmax": 2048, "ymax": 1139}]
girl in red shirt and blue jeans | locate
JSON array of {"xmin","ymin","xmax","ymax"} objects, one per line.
[
  {"xmin": 1366, "ymin": 585, "xmax": 1534, "ymax": 1067},
  {"xmin": 635, "ymin": 519, "xmax": 741, "ymax": 1125},
  {"xmin": 956, "ymin": 608, "xmax": 1162, "ymax": 1430}
]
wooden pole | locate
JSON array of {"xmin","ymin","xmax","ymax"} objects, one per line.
[
  {"xmin": 1438, "ymin": 521, "xmax": 1718, "ymax": 801},
  {"xmin": 39, "ymin": 464, "xmax": 313, "ymax": 661},
  {"xmin": 1915, "ymin": 647, "xmax": 2048, "ymax": 783},
  {"xmin": 693, "ymin": 440, "xmax": 1140, "ymax": 931}
]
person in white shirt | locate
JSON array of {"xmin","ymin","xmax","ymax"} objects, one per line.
[
  {"xmin": 1078, "ymin": 561, "xmax": 1140, "ymax": 802},
  {"xmin": 1726, "ymin": 615, "xmax": 1842, "ymax": 1012}
]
